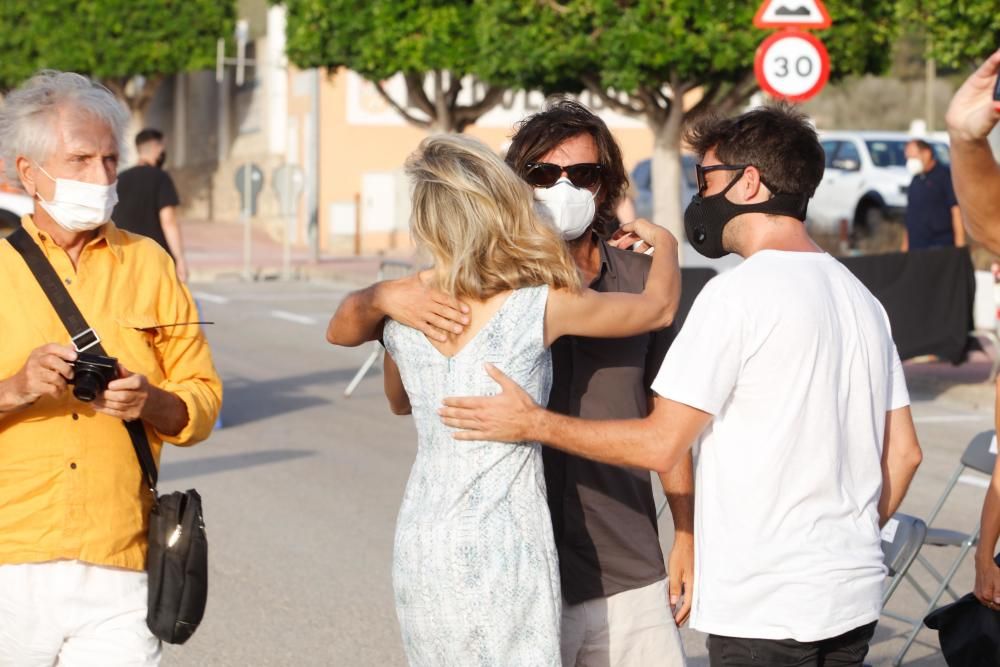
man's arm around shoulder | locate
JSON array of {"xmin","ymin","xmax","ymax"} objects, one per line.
[
  {"xmin": 326, "ymin": 273, "xmax": 469, "ymax": 347},
  {"xmin": 326, "ymin": 283, "xmax": 390, "ymax": 347}
]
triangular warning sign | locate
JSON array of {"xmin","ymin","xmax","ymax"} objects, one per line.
[{"xmin": 754, "ymin": 0, "xmax": 832, "ymax": 29}]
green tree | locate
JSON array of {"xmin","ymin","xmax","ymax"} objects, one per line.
[
  {"xmin": 280, "ymin": 0, "xmax": 505, "ymax": 133},
  {"xmin": 898, "ymin": 0, "xmax": 1000, "ymax": 67},
  {"xmin": 477, "ymin": 0, "xmax": 898, "ymax": 241},
  {"xmin": 0, "ymin": 0, "xmax": 235, "ymax": 118}
]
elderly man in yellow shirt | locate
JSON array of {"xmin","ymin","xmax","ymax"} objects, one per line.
[{"xmin": 0, "ymin": 71, "xmax": 221, "ymax": 665}]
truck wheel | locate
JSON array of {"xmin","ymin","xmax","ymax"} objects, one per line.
[{"xmin": 854, "ymin": 200, "xmax": 885, "ymax": 236}]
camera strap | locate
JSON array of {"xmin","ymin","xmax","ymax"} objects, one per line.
[{"xmin": 7, "ymin": 227, "xmax": 159, "ymax": 492}]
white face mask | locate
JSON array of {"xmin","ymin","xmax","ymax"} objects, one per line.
[
  {"xmin": 34, "ymin": 164, "xmax": 118, "ymax": 232},
  {"xmin": 534, "ymin": 178, "xmax": 596, "ymax": 241},
  {"xmin": 905, "ymin": 157, "xmax": 925, "ymax": 176}
]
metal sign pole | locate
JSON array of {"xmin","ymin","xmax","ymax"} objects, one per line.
[
  {"xmin": 282, "ymin": 169, "xmax": 292, "ymax": 281},
  {"xmin": 243, "ymin": 167, "xmax": 252, "ymax": 281},
  {"xmin": 272, "ymin": 163, "xmax": 304, "ymax": 282},
  {"xmin": 235, "ymin": 19, "xmax": 249, "ymax": 87}
]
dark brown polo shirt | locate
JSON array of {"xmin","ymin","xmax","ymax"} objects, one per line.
[{"xmin": 545, "ymin": 237, "xmax": 672, "ymax": 605}]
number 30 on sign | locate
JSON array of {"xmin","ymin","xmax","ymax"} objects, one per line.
[{"xmin": 754, "ymin": 29, "xmax": 830, "ymax": 103}]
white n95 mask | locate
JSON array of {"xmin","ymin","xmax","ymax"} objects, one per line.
[
  {"xmin": 34, "ymin": 164, "xmax": 117, "ymax": 232},
  {"xmin": 534, "ymin": 178, "xmax": 597, "ymax": 241},
  {"xmin": 905, "ymin": 158, "xmax": 925, "ymax": 176}
]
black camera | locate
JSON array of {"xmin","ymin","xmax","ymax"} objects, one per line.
[{"xmin": 70, "ymin": 352, "xmax": 118, "ymax": 402}]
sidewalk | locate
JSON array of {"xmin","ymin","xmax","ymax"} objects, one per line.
[
  {"xmin": 184, "ymin": 219, "xmax": 402, "ymax": 286},
  {"xmin": 904, "ymin": 349, "xmax": 997, "ymax": 410}
]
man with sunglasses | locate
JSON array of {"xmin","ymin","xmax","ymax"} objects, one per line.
[
  {"xmin": 440, "ymin": 105, "xmax": 924, "ymax": 667},
  {"xmin": 328, "ymin": 99, "xmax": 691, "ymax": 666}
]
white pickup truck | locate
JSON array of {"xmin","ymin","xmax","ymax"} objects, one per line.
[{"xmin": 808, "ymin": 131, "xmax": 951, "ymax": 237}]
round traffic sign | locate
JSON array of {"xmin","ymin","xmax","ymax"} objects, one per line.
[{"xmin": 754, "ymin": 29, "xmax": 830, "ymax": 103}]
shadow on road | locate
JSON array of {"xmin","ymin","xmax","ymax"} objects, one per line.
[
  {"xmin": 160, "ymin": 449, "xmax": 316, "ymax": 482},
  {"xmin": 218, "ymin": 368, "xmax": 371, "ymax": 427}
]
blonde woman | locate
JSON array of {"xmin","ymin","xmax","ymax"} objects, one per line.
[{"xmin": 329, "ymin": 134, "xmax": 679, "ymax": 665}]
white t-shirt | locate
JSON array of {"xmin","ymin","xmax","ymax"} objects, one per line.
[{"xmin": 651, "ymin": 250, "xmax": 909, "ymax": 642}]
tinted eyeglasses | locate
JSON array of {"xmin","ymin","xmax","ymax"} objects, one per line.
[
  {"xmin": 525, "ymin": 162, "xmax": 603, "ymax": 189},
  {"xmin": 695, "ymin": 163, "xmax": 748, "ymax": 195}
]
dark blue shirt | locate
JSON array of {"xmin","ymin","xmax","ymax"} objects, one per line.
[{"xmin": 904, "ymin": 162, "xmax": 958, "ymax": 250}]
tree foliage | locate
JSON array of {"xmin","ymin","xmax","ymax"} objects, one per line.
[
  {"xmin": 475, "ymin": 0, "xmax": 899, "ymax": 238},
  {"xmin": 897, "ymin": 0, "xmax": 1000, "ymax": 67},
  {"xmin": 0, "ymin": 0, "xmax": 236, "ymax": 112},
  {"xmin": 280, "ymin": 0, "xmax": 505, "ymax": 132},
  {"xmin": 477, "ymin": 0, "xmax": 898, "ymax": 127}
]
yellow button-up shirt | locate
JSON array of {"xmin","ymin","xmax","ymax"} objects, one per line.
[{"xmin": 0, "ymin": 215, "xmax": 222, "ymax": 570}]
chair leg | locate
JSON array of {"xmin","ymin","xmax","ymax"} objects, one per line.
[
  {"xmin": 915, "ymin": 554, "xmax": 962, "ymax": 601},
  {"xmin": 892, "ymin": 538, "xmax": 977, "ymax": 666},
  {"xmin": 926, "ymin": 465, "xmax": 964, "ymax": 526},
  {"xmin": 881, "ymin": 610, "xmax": 916, "ymax": 625},
  {"xmin": 903, "ymin": 571, "xmax": 933, "ymax": 603},
  {"xmin": 344, "ymin": 347, "xmax": 383, "ymax": 397}
]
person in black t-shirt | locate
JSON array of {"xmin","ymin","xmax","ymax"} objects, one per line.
[
  {"xmin": 112, "ymin": 128, "xmax": 187, "ymax": 281},
  {"xmin": 901, "ymin": 138, "xmax": 964, "ymax": 251}
]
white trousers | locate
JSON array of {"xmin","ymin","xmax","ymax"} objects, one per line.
[
  {"xmin": 561, "ymin": 577, "xmax": 687, "ymax": 667},
  {"xmin": 0, "ymin": 560, "xmax": 160, "ymax": 667}
]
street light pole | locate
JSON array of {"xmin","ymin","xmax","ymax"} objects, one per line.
[{"xmin": 925, "ymin": 46, "xmax": 936, "ymax": 133}]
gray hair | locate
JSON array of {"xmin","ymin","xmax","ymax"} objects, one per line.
[{"xmin": 0, "ymin": 70, "xmax": 129, "ymax": 186}]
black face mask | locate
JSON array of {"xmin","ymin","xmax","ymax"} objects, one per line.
[
  {"xmin": 155, "ymin": 151, "xmax": 167, "ymax": 169},
  {"xmin": 683, "ymin": 171, "xmax": 810, "ymax": 259}
]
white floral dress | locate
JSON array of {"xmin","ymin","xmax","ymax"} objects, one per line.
[{"xmin": 383, "ymin": 285, "xmax": 561, "ymax": 666}]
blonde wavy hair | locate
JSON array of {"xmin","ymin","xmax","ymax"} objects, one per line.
[{"xmin": 405, "ymin": 134, "xmax": 581, "ymax": 300}]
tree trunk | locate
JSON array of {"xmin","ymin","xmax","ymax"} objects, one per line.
[
  {"xmin": 399, "ymin": 72, "xmax": 504, "ymax": 134},
  {"xmin": 649, "ymin": 102, "xmax": 685, "ymax": 253},
  {"xmin": 125, "ymin": 107, "xmax": 146, "ymax": 164},
  {"xmin": 102, "ymin": 75, "xmax": 164, "ymax": 165},
  {"xmin": 428, "ymin": 112, "xmax": 457, "ymax": 134},
  {"xmin": 430, "ymin": 70, "xmax": 453, "ymax": 134}
]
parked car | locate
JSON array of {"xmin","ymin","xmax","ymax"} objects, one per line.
[
  {"xmin": 809, "ymin": 131, "xmax": 950, "ymax": 236},
  {"xmin": 631, "ymin": 154, "xmax": 699, "ymax": 223},
  {"xmin": 631, "ymin": 154, "xmax": 742, "ymax": 272}
]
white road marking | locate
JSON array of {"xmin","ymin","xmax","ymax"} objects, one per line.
[
  {"xmin": 192, "ymin": 291, "xmax": 231, "ymax": 304},
  {"xmin": 912, "ymin": 415, "xmax": 990, "ymax": 424},
  {"xmin": 959, "ymin": 474, "xmax": 990, "ymax": 489},
  {"xmin": 270, "ymin": 310, "xmax": 318, "ymax": 326}
]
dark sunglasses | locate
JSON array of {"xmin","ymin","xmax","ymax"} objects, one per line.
[
  {"xmin": 524, "ymin": 162, "xmax": 603, "ymax": 189},
  {"xmin": 695, "ymin": 163, "xmax": 748, "ymax": 194}
]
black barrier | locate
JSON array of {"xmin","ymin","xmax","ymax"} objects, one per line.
[{"xmin": 839, "ymin": 247, "xmax": 975, "ymax": 364}]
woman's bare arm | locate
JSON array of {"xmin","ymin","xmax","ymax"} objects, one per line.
[{"xmin": 545, "ymin": 220, "xmax": 679, "ymax": 346}]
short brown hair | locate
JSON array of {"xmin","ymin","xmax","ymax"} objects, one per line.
[
  {"xmin": 506, "ymin": 98, "xmax": 628, "ymax": 238},
  {"xmin": 685, "ymin": 104, "xmax": 825, "ymax": 197}
]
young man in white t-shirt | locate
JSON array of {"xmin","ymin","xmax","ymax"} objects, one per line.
[{"xmin": 440, "ymin": 105, "xmax": 924, "ymax": 666}]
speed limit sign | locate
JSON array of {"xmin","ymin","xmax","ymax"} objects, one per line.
[{"xmin": 754, "ymin": 29, "xmax": 830, "ymax": 102}]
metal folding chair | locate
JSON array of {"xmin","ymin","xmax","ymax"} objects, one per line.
[
  {"xmin": 882, "ymin": 429, "xmax": 997, "ymax": 665},
  {"xmin": 880, "ymin": 513, "xmax": 928, "ymax": 606},
  {"xmin": 343, "ymin": 259, "xmax": 415, "ymax": 397}
]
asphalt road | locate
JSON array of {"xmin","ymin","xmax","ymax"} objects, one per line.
[{"xmin": 161, "ymin": 279, "xmax": 991, "ymax": 666}]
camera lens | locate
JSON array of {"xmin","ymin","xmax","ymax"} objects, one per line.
[{"xmin": 73, "ymin": 371, "xmax": 102, "ymax": 402}]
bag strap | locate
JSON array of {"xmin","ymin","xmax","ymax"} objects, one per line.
[{"xmin": 6, "ymin": 227, "xmax": 158, "ymax": 492}]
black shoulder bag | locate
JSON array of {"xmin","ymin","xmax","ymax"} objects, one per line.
[{"xmin": 7, "ymin": 227, "xmax": 208, "ymax": 645}]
